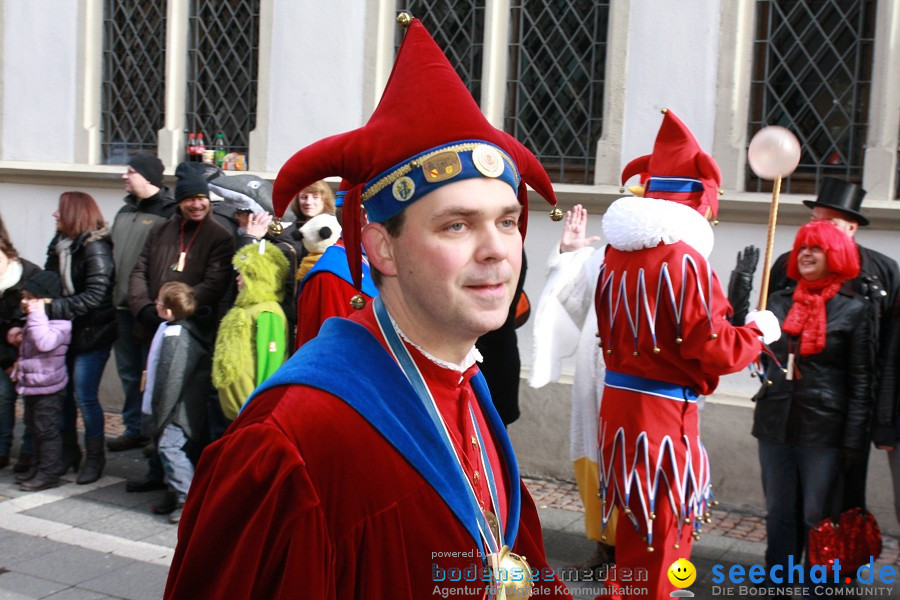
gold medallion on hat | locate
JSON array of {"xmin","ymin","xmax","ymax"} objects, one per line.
[
  {"xmin": 392, "ymin": 176, "xmax": 416, "ymax": 202},
  {"xmin": 422, "ymin": 151, "xmax": 462, "ymax": 183},
  {"xmin": 472, "ymin": 144, "xmax": 505, "ymax": 178}
]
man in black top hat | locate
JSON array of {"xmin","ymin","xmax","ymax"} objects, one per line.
[{"xmin": 765, "ymin": 177, "xmax": 899, "ymax": 515}]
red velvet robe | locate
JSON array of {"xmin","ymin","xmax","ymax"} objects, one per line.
[
  {"xmin": 166, "ymin": 305, "xmax": 571, "ymax": 600},
  {"xmin": 295, "ymin": 242, "xmax": 377, "ymax": 348},
  {"xmin": 296, "ymin": 271, "xmax": 364, "ymax": 347}
]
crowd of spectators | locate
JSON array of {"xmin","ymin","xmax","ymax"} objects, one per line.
[{"xmin": 0, "ymin": 155, "xmax": 350, "ymax": 518}]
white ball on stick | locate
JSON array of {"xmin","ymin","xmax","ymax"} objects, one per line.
[{"xmin": 747, "ymin": 126, "xmax": 801, "ymax": 180}]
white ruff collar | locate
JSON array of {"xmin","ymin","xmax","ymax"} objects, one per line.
[
  {"xmin": 388, "ymin": 311, "xmax": 482, "ymax": 372},
  {"xmin": 601, "ymin": 196, "xmax": 714, "ymax": 259}
]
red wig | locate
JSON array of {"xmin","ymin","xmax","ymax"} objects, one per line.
[
  {"xmin": 57, "ymin": 191, "xmax": 105, "ymax": 239},
  {"xmin": 786, "ymin": 220, "xmax": 859, "ymax": 282}
]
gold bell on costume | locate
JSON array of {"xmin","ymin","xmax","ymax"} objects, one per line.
[{"xmin": 492, "ymin": 546, "xmax": 533, "ymax": 599}]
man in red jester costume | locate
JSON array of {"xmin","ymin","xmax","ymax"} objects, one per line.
[{"xmin": 591, "ymin": 110, "xmax": 780, "ymax": 598}]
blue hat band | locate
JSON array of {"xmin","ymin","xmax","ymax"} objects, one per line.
[
  {"xmin": 361, "ymin": 141, "xmax": 520, "ymax": 223},
  {"xmin": 646, "ymin": 176, "xmax": 703, "ymax": 194}
]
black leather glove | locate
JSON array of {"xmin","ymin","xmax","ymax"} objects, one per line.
[
  {"xmin": 871, "ymin": 424, "xmax": 897, "ymax": 449},
  {"xmin": 728, "ymin": 245, "xmax": 760, "ymax": 326}
]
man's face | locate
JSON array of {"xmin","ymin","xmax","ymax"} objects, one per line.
[
  {"xmin": 122, "ymin": 167, "xmax": 154, "ymax": 199},
  {"xmin": 180, "ymin": 196, "xmax": 211, "ymax": 222},
  {"xmin": 365, "ymin": 177, "xmax": 522, "ymax": 357},
  {"xmin": 810, "ymin": 206, "xmax": 858, "ymax": 237}
]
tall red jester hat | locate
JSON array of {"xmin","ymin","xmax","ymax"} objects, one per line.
[
  {"xmin": 273, "ymin": 14, "xmax": 560, "ymax": 304},
  {"xmin": 620, "ymin": 109, "xmax": 722, "ymax": 220}
]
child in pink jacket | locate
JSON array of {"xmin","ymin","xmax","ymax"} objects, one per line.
[{"xmin": 8, "ymin": 271, "xmax": 71, "ymax": 491}]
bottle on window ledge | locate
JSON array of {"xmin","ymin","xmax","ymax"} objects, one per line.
[
  {"xmin": 214, "ymin": 133, "xmax": 227, "ymax": 167},
  {"xmin": 195, "ymin": 133, "xmax": 206, "ymax": 162},
  {"xmin": 187, "ymin": 132, "xmax": 197, "ymax": 162}
]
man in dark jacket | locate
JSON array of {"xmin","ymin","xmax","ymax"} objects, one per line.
[
  {"xmin": 127, "ymin": 163, "xmax": 235, "ymax": 490},
  {"xmin": 128, "ymin": 162, "xmax": 235, "ymax": 340},
  {"xmin": 766, "ymin": 177, "xmax": 899, "ymax": 513},
  {"xmin": 108, "ymin": 153, "xmax": 176, "ymax": 452}
]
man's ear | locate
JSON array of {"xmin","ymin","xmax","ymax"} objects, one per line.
[{"xmin": 362, "ymin": 223, "xmax": 398, "ymax": 277}]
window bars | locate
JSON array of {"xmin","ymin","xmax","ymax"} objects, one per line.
[
  {"xmin": 747, "ymin": 0, "xmax": 876, "ymax": 195},
  {"xmin": 505, "ymin": 0, "xmax": 609, "ymax": 185},
  {"xmin": 186, "ymin": 0, "xmax": 260, "ymax": 160},
  {"xmin": 396, "ymin": 1, "xmax": 485, "ymax": 101},
  {"xmin": 101, "ymin": 0, "xmax": 167, "ymax": 164}
]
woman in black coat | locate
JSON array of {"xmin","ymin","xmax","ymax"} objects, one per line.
[
  {"xmin": 0, "ymin": 216, "xmax": 40, "ymax": 470},
  {"xmin": 42, "ymin": 192, "xmax": 117, "ymax": 484},
  {"xmin": 751, "ymin": 220, "xmax": 874, "ymax": 585}
]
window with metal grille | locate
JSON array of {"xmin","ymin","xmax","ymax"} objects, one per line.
[
  {"xmin": 747, "ymin": 0, "xmax": 876, "ymax": 195},
  {"xmin": 101, "ymin": 0, "xmax": 167, "ymax": 164},
  {"xmin": 186, "ymin": 0, "xmax": 260, "ymax": 163},
  {"xmin": 505, "ymin": 0, "xmax": 609, "ymax": 185},
  {"xmin": 395, "ymin": 1, "xmax": 484, "ymax": 101}
]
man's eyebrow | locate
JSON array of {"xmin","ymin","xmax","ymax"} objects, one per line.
[{"xmin": 431, "ymin": 203, "xmax": 521, "ymax": 220}]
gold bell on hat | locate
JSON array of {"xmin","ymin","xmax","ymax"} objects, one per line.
[
  {"xmin": 550, "ymin": 207, "xmax": 564, "ymax": 222},
  {"xmin": 267, "ymin": 220, "xmax": 284, "ymax": 236},
  {"xmin": 350, "ymin": 294, "xmax": 366, "ymax": 310}
]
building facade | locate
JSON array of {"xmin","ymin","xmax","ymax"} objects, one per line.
[{"xmin": 1, "ymin": 0, "xmax": 898, "ymax": 530}]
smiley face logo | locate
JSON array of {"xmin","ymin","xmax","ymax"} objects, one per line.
[{"xmin": 668, "ymin": 558, "xmax": 696, "ymax": 589}]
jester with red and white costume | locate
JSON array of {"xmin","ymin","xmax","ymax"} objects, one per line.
[{"xmin": 593, "ymin": 111, "xmax": 780, "ymax": 599}]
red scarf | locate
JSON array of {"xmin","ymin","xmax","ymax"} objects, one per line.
[{"xmin": 781, "ymin": 274, "xmax": 843, "ymax": 355}]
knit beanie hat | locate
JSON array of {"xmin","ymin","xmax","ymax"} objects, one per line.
[
  {"xmin": 128, "ymin": 153, "xmax": 165, "ymax": 188},
  {"xmin": 23, "ymin": 270, "xmax": 61, "ymax": 298},
  {"xmin": 174, "ymin": 161, "xmax": 210, "ymax": 202}
]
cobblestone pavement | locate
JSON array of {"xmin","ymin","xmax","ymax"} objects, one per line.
[{"xmin": 524, "ymin": 476, "xmax": 900, "ymax": 567}]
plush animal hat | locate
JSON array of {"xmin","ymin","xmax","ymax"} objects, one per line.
[
  {"xmin": 209, "ymin": 174, "xmax": 274, "ymax": 214},
  {"xmin": 231, "ymin": 241, "xmax": 289, "ymax": 307},
  {"xmin": 299, "ymin": 213, "xmax": 342, "ymax": 255},
  {"xmin": 620, "ymin": 109, "xmax": 722, "ymax": 220},
  {"xmin": 272, "ymin": 14, "xmax": 560, "ymax": 304}
]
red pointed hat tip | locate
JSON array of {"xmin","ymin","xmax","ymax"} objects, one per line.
[{"xmin": 626, "ymin": 109, "xmax": 722, "ymax": 218}]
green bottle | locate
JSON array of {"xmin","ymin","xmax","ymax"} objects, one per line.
[{"xmin": 214, "ymin": 133, "xmax": 226, "ymax": 167}]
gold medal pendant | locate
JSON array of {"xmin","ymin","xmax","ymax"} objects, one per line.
[
  {"xmin": 482, "ymin": 511, "xmax": 533, "ymax": 598},
  {"xmin": 493, "ymin": 545, "xmax": 533, "ymax": 599},
  {"xmin": 485, "ymin": 510, "xmax": 501, "ymax": 545}
]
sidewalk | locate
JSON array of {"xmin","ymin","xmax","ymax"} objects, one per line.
[
  {"xmin": 1, "ymin": 416, "xmax": 898, "ymax": 599},
  {"xmin": 529, "ymin": 478, "xmax": 900, "ymax": 599}
]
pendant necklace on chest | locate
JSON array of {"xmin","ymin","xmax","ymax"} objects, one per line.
[
  {"xmin": 373, "ymin": 298, "xmax": 533, "ymax": 599},
  {"xmin": 172, "ymin": 220, "xmax": 203, "ymax": 272}
]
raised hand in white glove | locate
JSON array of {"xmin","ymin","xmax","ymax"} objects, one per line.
[{"xmin": 745, "ymin": 309, "xmax": 781, "ymax": 345}]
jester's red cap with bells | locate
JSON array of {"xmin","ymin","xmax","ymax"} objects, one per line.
[
  {"xmin": 272, "ymin": 14, "xmax": 560, "ymax": 308},
  {"xmin": 620, "ymin": 109, "xmax": 722, "ymax": 220}
]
